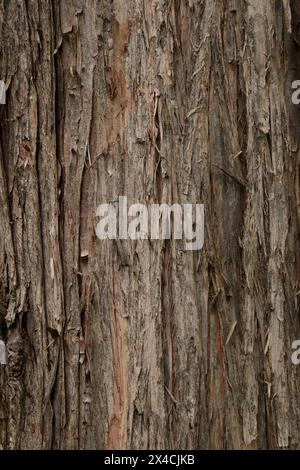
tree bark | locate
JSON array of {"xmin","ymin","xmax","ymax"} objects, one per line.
[{"xmin": 1, "ymin": 0, "xmax": 300, "ymax": 450}]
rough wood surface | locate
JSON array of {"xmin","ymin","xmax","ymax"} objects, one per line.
[{"xmin": 1, "ymin": 0, "xmax": 300, "ymax": 450}]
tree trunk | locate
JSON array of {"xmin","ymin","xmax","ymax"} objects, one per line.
[{"xmin": 1, "ymin": 0, "xmax": 300, "ymax": 450}]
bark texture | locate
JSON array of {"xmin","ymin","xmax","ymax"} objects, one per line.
[{"xmin": 1, "ymin": 0, "xmax": 300, "ymax": 450}]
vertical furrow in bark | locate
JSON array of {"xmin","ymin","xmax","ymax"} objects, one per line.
[{"xmin": 54, "ymin": 0, "xmax": 98, "ymax": 449}]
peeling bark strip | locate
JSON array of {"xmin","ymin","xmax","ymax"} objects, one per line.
[
  {"xmin": 0, "ymin": 0, "xmax": 300, "ymax": 450},
  {"xmin": 0, "ymin": 81, "xmax": 7, "ymax": 105},
  {"xmin": 0, "ymin": 341, "xmax": 6, "ymax": 365}
]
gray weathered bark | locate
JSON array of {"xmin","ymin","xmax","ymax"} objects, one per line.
[{"xmin": 1, "ymin": 0, "xmax": 300, "ymax": 450}]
